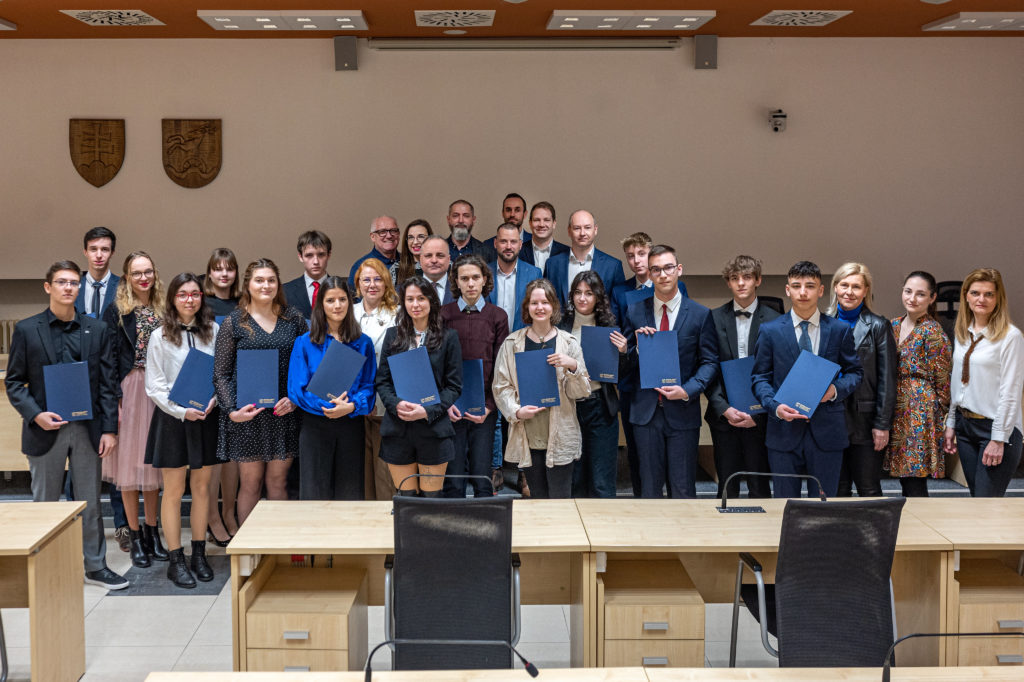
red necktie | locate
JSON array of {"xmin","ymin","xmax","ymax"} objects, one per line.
[
  {"xmin": 311, "ymin": 281, "xmax": 320, "ymax": 307},
  {"xmin": 659, "ymin": 303, "xmax": 670, "ymax": 331}
]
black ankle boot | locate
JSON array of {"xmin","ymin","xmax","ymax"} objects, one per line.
[
  {"xmin": 129, "ymin": 529, "xmax": 150, "ymax": 568},
  {"xmin": 397, "ymin": 489, "xmax": 418, "ymax": 497},
  {"xmin": 420, "ymin": 489, "xmax": 442, "ymax": 498},
  {"xmin": 167, "ymin": 548, "xmax": 196, "ymax": 589},
  {"xmin": 143, "ymin": 523, "xmax": 169, "ymax": 562},
  {"xmin": 190, "ymin": 540, "xmax": 214, "ymax": 582}
]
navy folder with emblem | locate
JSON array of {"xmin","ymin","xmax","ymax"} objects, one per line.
[
  {"xmin": 43, "ymin": 361, "xmax": 92, "ymax": 421},
  {"xmin": 581, "ymin": 325, "xmax": 620, "ymax": 383},
  {"xmin": 387, "ymin": 346, "xmax": 440, "ymax": 406},
  {"xmin": 236, "ymin": 349, "xmax": 279, "ymax": 409},
  {"xmin": 624, "ymin": 287, "xmax": 654, "ymax": 309},
  {"xmin": 454, "ymin": 358, "xmax": 485, "ymax": 416},
  {"xmin": 168, "ymin": 348, "xmax": 215, "ymax": 411},
  {"xmin": 773, "ymin": 350, "xmax": 840, "ymax": 418},
  {"xmin": 515, "ymin": 348, "xmax": 560, "ymax": 408},
  {"xmin": 638, "ymin": 331, "xmax": 681, "ymax": 390},
  {"xmin": 720, "ymin": 355, "xmax": 765, "ymax": 415},
  {"xmin": 306, "ymin": 340, "xmax": 368, "ymax": 402}
]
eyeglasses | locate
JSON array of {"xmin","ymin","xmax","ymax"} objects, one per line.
[
  {"xmin": 52, "ymin": 279, "xmax": 81, "ymax": 289},
  {"xmin": 649, "ymin": 264, "xmax": 679, "ymax": 276},
  {"xmin": 130, "ymin": 269, "xmax": 155, "ymax": 280},
  {"xmin": 407, "ymin": 234, "xmax": 428, "ymax": 243},
  {"xmin": 373, "ymin": 228, "xmax": 400, "ymax": 237},
  {"xmin": 360, "ymin": 277, "xmax": 384, "ymax": 287},
  {"xmin": 175, "ymin": 291, "xmax": 202, "ymax": 301}
]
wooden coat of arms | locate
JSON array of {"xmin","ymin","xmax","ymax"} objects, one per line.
[
  {"xmin": 162, "ymin": 119, "xmax": 222, "ymax": 188},
  {"xmin": 69, "ymin": 119, "xmax": 125, "ymax": 187}
]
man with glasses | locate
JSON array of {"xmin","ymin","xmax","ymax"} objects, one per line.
[
  {"xmin": 284, "ymin": 229, "xmax": 334, "ymax": 319},
  {"xmin": 5, "ymin": 260, "xmax": 128, "ymax": 590},
  {"xmin": 349, "ymin": 216, "xmax": 401, "ymax": 286}
]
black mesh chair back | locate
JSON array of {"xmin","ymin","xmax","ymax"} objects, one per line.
[
  {"xmin": 934, "ymin": 280, "xmax": 961, "ymax": 340},
  {"xmin": 392, "ymin": 495, "xmax": 514, "ymax": 670},
  {"xmin": 760, "ymin": 296, "xmax": 785, "ymax": 315},
  {"xmin": 775, "ymin": 497, "xmax": 905, "ymax": 667}
]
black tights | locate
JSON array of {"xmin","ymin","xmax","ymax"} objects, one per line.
[{"xmin": 898, "ymin": 476, "xmax": 929, "ymax": 497}]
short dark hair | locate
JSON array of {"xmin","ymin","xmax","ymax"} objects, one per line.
[
  {"xmin": 450, "ymin": 254, "xmax": 494, "ymax": 300},
  {"xmin": 83, "ymin": 226, "xmax": 116, "ymax": 251},
  {"xmin": 496, "ymin": 222, "xmax": 521, "ymax": 237},
  {"xmin": 647, "ymin": 244, "xmax": 677, "ymax": 262},
  {"xmin": 296, "ymin": 230, "xmax": 332, "ymax": 255},
  {"xmin": 46, "ymin": 260, "xmax": 82, "ymax": 283},
  {"xmin": 503, "ymin": 193, "xmax": 526, "ymax": 209},
  {"xmin": 448, "ymin": 199, "xmax": 475, "ymax": 215},
  {"xmin": 787, "ymin": 260, "xmax": 821, "ymax": 282},
  {"xmin": 529, "ymin": 201, "xmax": 556, "ymax": 222}
]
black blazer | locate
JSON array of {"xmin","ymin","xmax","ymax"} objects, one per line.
[
  {"xmin": 704, "ymin": 299, "xmax": 781, "ymax": 429},
  {"xmin": 519, "ymin": 239, "xmax": 569, "ymax": 268},
  {"xmin": 375, "ymin": 327, "xmax": 463, "ymax": 439},
  {"xmin": 4, "ymin": 310, "xmax": 119, "ymax": 456},
  {"xmin": 101, "ymin": 305, "xmax": 141, "ymax": 387},
  {"xmin": 557, "ymin": 316, "xmax": 621, "ymax": 420},
  {"xmin": 832, "ymin": 308, "xmax": 898, "ymax": 444},
  {"xmin": 282, "ymin": 276, "xmax": 315, "ymax": 319}
]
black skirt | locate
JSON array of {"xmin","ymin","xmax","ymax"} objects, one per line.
[{"xmin": 145, "ymin": 406, "xmax": 220, "ymax": 469}]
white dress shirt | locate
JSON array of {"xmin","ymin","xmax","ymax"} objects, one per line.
[
  {"xmin": 303, "ymin": 273, "xmax": 328, "ymax": 306},
  {"xmin": 83, "ymin": 271, "xmax": 112, "ymax": 316},
  {"xmin": 427, "ymin": 273, "xmax": 448, "ymax": 302},
  {"xmin": 734, "ymin": 300, "xmax": 758, "ymax": 359},
  {"xmin": 531, "ymin": 242, "xmax": 553, "ymax": 274},
  {"xmin": 790, "ymin": 309, "xmax": 822, "ymax": 355},
  {"xmin": 654, "ymin": 290, "xmax": 683, "ymax": 330},
  {"xmin": 145, "ymin": 323, "xmax": 219, "ymax": 420},
  {"xmin": 567, "ymin": 247, "xmax": 595, "ymax": 288},
  {"xmin": 495, "ymin": 262, "xmax": 518, "ymax": 327},
  {"xmin": 353, "ymin": 300, "xmax": 397, "ymax": 417},
  {"xmin": 946, "ymin": 324, "xmax": 1024, "ymax": 442}
]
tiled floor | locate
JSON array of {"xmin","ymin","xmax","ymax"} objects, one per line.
[{"xmin": 0, "ymin": 527, "xmax": 778, "ymax": 681}]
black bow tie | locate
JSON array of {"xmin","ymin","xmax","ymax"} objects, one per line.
[
  {"xmin": 180, "ymin": 324, "xmax": 198, "ymax": 347},
  {"xmin": 734, "ymin": 310, "xmax": 752, "ymax": 318}
]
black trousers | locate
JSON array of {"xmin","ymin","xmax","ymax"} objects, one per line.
[
  {"xmin": 709, "ymin": 418, "xmax": 771, "ymax": 499},
  {"xmin": 444, "ymin": 411, "xmax": 499, "ymax": 498},
  {"xmin": 521, "ymin": 449, "xmax": 574, "ymax": 499},
  {"xmin": 955, "ymin": 412, "xmax": 1023, "ymax": 498},
  {"xmin": 620, "ymin": 392, "xmax": 642, "ymax": 497},
  {"xmin": 837, "ymin": 441, "xmax": 884, "ymax": 497},
  {"xmin": 298, "ymin": 413, "xmax": 365, "ymax": 501}
]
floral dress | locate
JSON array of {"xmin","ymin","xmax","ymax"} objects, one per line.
[{"xmin": 884, "ymin": 315, "xmax": 952, "ymax": 478}]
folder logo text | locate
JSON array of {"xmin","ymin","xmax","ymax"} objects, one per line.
[
  {"xmin": 599, "ymin": 372, "xmax": 614, "ymax": 380},
  {"xmin": 541, "ymin": 397, "xmax": 557, "ymax": 404},
  {"xmin": 795, "ymin": 402, "xmax": 811, "ymax": 413},
  {"xmin": 420, "ymin": 395, "xmax": 436, "ymax": 404},
  {"xmin": 71, "ymin": 410, "xmax": 88, "ymax": 417},
  {"xmin": 188, "ymin": 400, "xmax": 204, "ymax": 409},
  {"xmin": 661, "ymin": 378, "xmax": 678, "ymax": 385},
  {"xmin": 258, "ymin": 398, "xmax": 275, "ymax": 405}
]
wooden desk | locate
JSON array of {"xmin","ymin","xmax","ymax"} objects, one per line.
[
  {"xmin": 146, "ymin": 669, "xmax": 648, "ymax": 681},
  {"xmin": 227, "ymin": 500, "xmax": 595, "ymax": 671},
  {"xmin": 576, "ymin": 499, "xmax": 954, "ymax": 667},
  {"xmin": 647, "ymin": 667, "xmax": 1024, "ymax": 680},
  {"xmin": 0, "ymin": 501, "xmax": 86, "ymax": 682}
]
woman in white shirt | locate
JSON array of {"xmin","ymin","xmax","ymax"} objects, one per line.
[
  {"xmin": 352, "ymin": 257, "xmax": 399, "ymax": 499},
  {"xmin": 145, "ymin": 273, "xmax": 219, "ymax": 588},
  {"xmin": 943, "ymin": 268, "xmax": 1024, "ymax": 497}
]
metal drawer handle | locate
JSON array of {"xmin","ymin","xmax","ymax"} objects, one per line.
[
  {"xmin": 643, "ymin": 621, "xmax": 670, "ymax": 632},
  {"xmin": 998, "ymin": 620, "xmax": 1024, "ymax": 629},
  {"xmin": 283, "ymin": 630, "xmax": 310, "ymax": 640},
  {"xmin": 997, "ymin": 655, "xmax": 1023, "ymax": 664},
  {"xmin": 642, "ymin": 657, "xmax": 669, "ymax": 666},
  {"xmin": 284, "ymin": 666, "xmax": 311, "ymax": 672}
]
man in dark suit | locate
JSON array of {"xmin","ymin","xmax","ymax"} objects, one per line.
[
  {"xmin": 622, "ymin": 245, "xmax": 719, "ymax": 498},
  {"xmin": 751, "ymin": 260, "xmax": 864, "ymax": 498},
  {"xmin": 5, "ymin": 260, "xmax": 128, "ymax": 589},
  {"xmin": 519, "ymin": 201, "xmax": 569, "ymax": 272},
  {"xmin": 420, "ymin": 235, "xmax": 455, "ymax": 305},
  {"xmin": 482, "ymin": 193, "xmax": 532, "ymax": 252},
  {"xmin": 704, "ymin": 255, "xmax": 781, "ymax": 499},
  {"xmin": 487, "ymin": 223, "xmax": 542, "ymax": 332},
  {"xmin": 445, "ymin": 199, "xmax": 496, "ymax": 265},
  {"xmin": 543, "ymin": 209, "xmax": 626, "ymax": 316},
  {"xmin": 282, "ymin": 229, "xmax": 332, "ymax": 319}
]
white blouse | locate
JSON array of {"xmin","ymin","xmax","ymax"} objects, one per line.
[
  {"xmin": 353, "ymin": 300, "xmax": 397, "ymax": 417},
  {"xmin": 946, "ymin": 323, "xmax": 1024, "ymax": 442},
  {"xmin": 145, "ymin": 323, "xmax": 219, "ymax": 421}
]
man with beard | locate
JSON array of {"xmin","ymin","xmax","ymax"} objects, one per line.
[
  {"xmin": 483, "ymin": 193, "xmax": 531, "ymax": 252},
  {"xmin": 487, "ymin": 223, "xmax": 542, "ymax": 333},
  {"xmin": 446, "ymin": 199, "xmax": 496, "ymax": 264}
]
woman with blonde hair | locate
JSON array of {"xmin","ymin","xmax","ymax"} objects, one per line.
[
  {"xmin": 826, "ymin": 262, "xmax": 897, "ymax": 497},
  {"xmin": 943, "ymin": 268, "xmax": 1024, "ymax": 497},
  {"xmin": 102, "ymin": 250, "xmax": 167, "ymax": 567}
]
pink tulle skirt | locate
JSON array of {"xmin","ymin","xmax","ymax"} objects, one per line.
[{"xmin": 102, "ymin": 368, "xmax": 162, "ymax": 491}]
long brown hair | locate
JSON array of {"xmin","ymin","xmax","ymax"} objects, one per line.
[
  {"xmin": 203, "ymin": 247, "xmax": 241, "ymax": 299},
  {"xmin": 397, "ymin": 219, "xmax": 433, "ymax": 283},
  {"xmin": 237, "ymin": 258, "xmax": 290, "ymax": 335},
  {"xmin": 162, "ymin": 273, "xmax": 215, "ymax": 347},
  {"xmin": 309, "ymin": 277, "xmax": 360, "ymax": 345},
  {"xmin": 565, "ymin": 270, "xmax": 615, "ymax": 328},
  {"xmin": 114, "ymin": 250, "xmax": 165, "ymax": 316},
  {"xmin": 955, "ymin": 268, "xmax": 1013, "ymax": 343}
]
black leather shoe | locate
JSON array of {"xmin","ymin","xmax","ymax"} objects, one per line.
[
  {"xmin": 167, "ymin": 548, "xmax": 196, "ymax": 589},
  {"xmin": 190, "ymin": 540, "xmax": 214, "ymax": 582},
  {"xmin": 207, "ymin": 530, "xmax": 231, "ymax": 548},
  {"xmin": 129, "ymin": 528, "xmax": 150, "ymax": 568},
  {"xmin": 143, "ymin": 523, "xmax": 169, "ymax": 562}
]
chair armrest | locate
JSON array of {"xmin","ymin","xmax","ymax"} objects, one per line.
[
  {"xmin": 384, "ymin": 554, "xmax": 394, "ymax": 569},
  {"xmin": 511, "ymin": 553, "xmax": 521, "ymax": 568},
  {"xmin": 739, "ymin": 552, "xmax": 762, "ymax": 573}
]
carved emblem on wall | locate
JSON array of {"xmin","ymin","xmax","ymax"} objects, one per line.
[
  {"xmin": 69, "ymin": 119, "xmax": 125, "ymax": 187},
  {"xmin": 162, "ymin": 119, "xmax": 222, "ymax": 188}
]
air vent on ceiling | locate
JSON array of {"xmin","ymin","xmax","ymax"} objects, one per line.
[
  {"xmin": 751, "ymin": 10, "xmax": 852, "ymax": 27},
  {"xmin": 414, "ymin": 10, "xmax": 495, "ymax": 28},
  {"xmin": 59, "ymin": 9, "xmax": 165, "ymax": 26}
]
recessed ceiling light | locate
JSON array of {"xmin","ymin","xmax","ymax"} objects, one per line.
[
  {"xmin": 565, "ymin": 18, "xmax": 578, "ymax": 22},
  {"xmin": 598, "ymin": 24, "xmax": 612, "ymax": 28},
  {"xmin": 560, "ymin": 24, "xmax": 573, "ymax": 28},
  {"xmin": 256, "ymin": 18, "xmax": 271, "ymax": 22},
  {"xmin": 604, "ymin": 18, "xmax": 619, "ymax": 22},
  {"xmin": 643, "ymin": 18, "xmax": 659, "ymax": 22},
  {"xmin": 263, "ymin": 24, "xmax": 277, "ymax": 29},
  {"xmin": 338, "ymin": 18, "xmax": 352, "ymax": 22},
  {"xmin": 684, "ymin": 17, "xmax": 698, "ymax": 22},
  {"xmin": 923, "ymin": 11, "xmax": 1024, "ymax": 31},
  {"xmin": 674, "ymin": 24, "xmax": 691, "ymax": 29},
  {"xmin": 215, "ymin": 18, "xmax": 230, "ymax": 22},
  {"xmin": 303, "ymin": 24, "xmax": 316, "ymax": 28},
  {"xmin": 444, "ymin": 29, "xmax": 467, "ymax": 35},
  {"xmin": 224, "ymin": 25, "xmax": 238, "ymax": 29},
  {"xmin": 297, "ymin": 17, "xmax": 311, "ymax": 22},
  {"xmin": 547, "ymin": 10, "xmax": 716, "ymax": 32},
  {"xmin": 637, "ymin": 24, "xmax": 652, "ymax": 28}
]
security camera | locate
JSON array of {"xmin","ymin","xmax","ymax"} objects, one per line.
[{"xmin": 769, "ymin": 109, "xmax": 787, "ymax": 133}]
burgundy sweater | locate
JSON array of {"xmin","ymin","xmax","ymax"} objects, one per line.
[{"xmin": 441, "ymin": 301, "xmax": 510, "ymax": 412}]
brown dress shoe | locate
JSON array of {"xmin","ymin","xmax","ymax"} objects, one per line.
[
  {"xmin": 114, "ymin": 525, "xmax": 131, "ymax": 552},
  {"xmin": 490, "ymin": 468, "xmax": 504, "ymax": 493},
  {"xmin": 519, "ymin": 473, "xmax": 531, "ymax": 498}
]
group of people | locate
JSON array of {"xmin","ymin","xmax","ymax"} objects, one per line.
[{"xmin": 6, "ymin": 194, "xmax": 1023, "ymax": 593}]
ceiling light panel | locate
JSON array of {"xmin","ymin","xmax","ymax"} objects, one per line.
[
  {"xmin": 750, "ymin": 10, "xmax": 852, "ymax": 27},
  {"xmin": 197, "ymin": 10, "xmax": 368, "ymax": 31},
  {"xmin": 60, "ymin": 9, "xmax": 165, "ymax": 26},
  {"xmin": 547, "ymin": 10, "xmax": 715, "ymax": 31},
  {"xmin": 922, "ymin": 12, "xmax": 1024, "ymax": 31},
  {"xmin": 280, "ymin": 11, "xmax": 367, "ymax": 31},
  {"xmin": 0, "ymin": 17, "xmax": 16, "ymax": 30}
]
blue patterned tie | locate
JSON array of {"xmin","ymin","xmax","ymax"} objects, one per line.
[{"xmin": 798, "ymin": 320, "xmax": 813, "ymax": 353}]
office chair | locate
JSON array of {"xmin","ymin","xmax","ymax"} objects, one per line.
[
  {"xmin": 729, "ymin": 497, "xmax": 905, "ymax": 667},
  {"xmin": 759, "ymin": 296, "xmax": 784, "ymax": 315},
  {"xmin": 934, "ymin": 280, "xmax": 961, "ymax": 341},
  {"xmin": 383, "ymin": 495, "xmax": 521, "ymax": 670}
]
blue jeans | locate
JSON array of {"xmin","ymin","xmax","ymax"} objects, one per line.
[{"xmin": 573, "ymin": 395, "xmax": 619, "ymax": 498}]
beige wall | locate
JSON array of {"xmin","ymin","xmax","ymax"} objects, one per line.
[{"xmin": 1, "ymin": 37, "xmax": 1022, "ymax": 320}]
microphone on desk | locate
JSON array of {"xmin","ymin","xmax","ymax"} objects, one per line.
[
  {"xmin": 880, "ymin": 631, "xmax": 1024, "ymax": 681},
  {"xmin": 718, "ymin": 472, "xmax": 826, "ymax": 513},
  {"xmin": 364, "ymin": 638, "xmax": 539, "ymax": 682}
]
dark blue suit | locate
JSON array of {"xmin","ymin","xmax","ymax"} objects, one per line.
[
  {"xmin": 751, "ymin": 312, "xmax": 864, "ymax": 498},
  {"xmin": 519, "ymin": 239, "xmax": 568, "ymax": 268},
  {"xmin": 612, "ymin": 278, "xmax": 688, "ymax": 329},
  {"xmin": 486, "ymin": 259, "xmax": 542, "ymax": 331},
  {"xmin": 622, "ymin": 294, "xmax": 719, "ymax": 498},
  {"xmin": 74, "ymin": 273, "xmax": 119, "ymax": 318},
  {"xmin": 543, "ymin": 248, "xmax": 626, "ymax": 317}
]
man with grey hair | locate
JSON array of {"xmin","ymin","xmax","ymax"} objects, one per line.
[
  {"xmin": 349, "ymin": 215, "xmax": 401, "ymax": 285},
  {"xmin": 446, "ymin": 199, "xmax": 496, "ymax": 265}
]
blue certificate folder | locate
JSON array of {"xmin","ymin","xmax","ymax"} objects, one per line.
[
  {"xmin": 168, "ymin": 348, "xmax": 215, "ymax": 411},
  {"xmin": 454, "ymin": 359, "xmax": 485, "ymax": 416},
  {"xmin": 773, "ymin": 350, "xmax": 841, "ymax": 418},
  {"xmin": 236, "ymin": 349, "xmax": 279, "ymax": 409},
  {"xmin": 515, "ymin": 348, "xmax": 560, "ymax": 408},
  {"xmin": 306, "ymin": 341, "xmax": 368, "ymax": 402},
  {"xmin": 637, "ymin": 331, "xmax": 681, "ymax": 390},
  {"xmin": 720, "ymin": 356, "xmax": 765, "ymax": 415},
  {"xmin": 581, "ymin": 325, "xmax": 620, "ymax": 383},
  {"xmin": 387, "ymin": 346, "xmax": 440, "ymax": 406},
  {"xmin": 43, "ymin": 362, "xmax": 91, "ymax": 421},
  {"xmin": 623, "ymin": 287, "xmax": 654, "ymax": 309}
]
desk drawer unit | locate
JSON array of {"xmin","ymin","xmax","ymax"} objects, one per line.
[
  {"xmin": 598, "ymin": 559, "xmax": 704, "ymax": 668},
  {"xmin": 956, "ymin": 559, "xmax": 1024, "ymax": 667},
  {"xmin": 246, "ymin": 648, "xmax": 348, "ymax": 672}
]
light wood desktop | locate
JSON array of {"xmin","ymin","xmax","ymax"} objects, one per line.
[
  {"xmin": 0, "ymin": 501, "xmax": 86, "ymax": 682},
  {"xmin": 646, "ymin": 667, "xmax": 1024, "ymax": 680}
]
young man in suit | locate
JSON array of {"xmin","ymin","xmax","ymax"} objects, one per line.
[
  {"xmin": 751, "ymin": 261, "xmax": 864, "ymax": 498},
  {"xmin": 349, "ymin": 215, "xmax": 401, "ymax": 286},
  {"xmin": 482, "ymin": 193, "xmax": 531, "ymax": 252},
  {"xmin": 543, "ymin": 209, "xmax": 625, "ymax": 315},
  {"xmin": 519, "ymin": 201, "xmax": 568, "ymax": 273},
  {"xmin": 282, "ymin": 230, "xmax": 332, "ymax": 319},
  {"xmin": 420, "ymin": 235, "xmax": 455, "ymax": 305},
  {"xmin": 704, "ymin": 255, "xmax": 780, "ymax": 499},
  {"xmin": 622, "ymin": 245, "xmax": 719, "ymax": 498},
  {"xmin": 487, "ymin": 223, "xmax": 542, "ymax": 332},
  {"xmin": 5, "ymin": 261, "xmax": 128, "ymax": 589}
]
